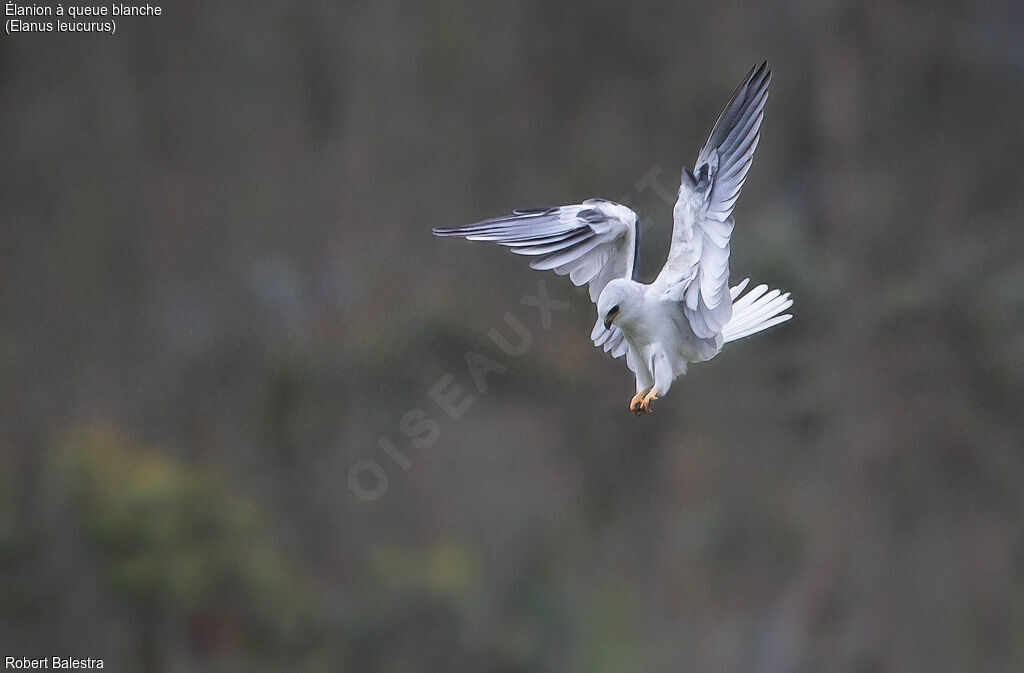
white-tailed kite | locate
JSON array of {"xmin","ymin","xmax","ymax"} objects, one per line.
[{"xmin": 434, "ymin": 63, "xmax": 792, "ymax": 415}]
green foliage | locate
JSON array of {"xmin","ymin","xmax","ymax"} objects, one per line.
[
  {"xmin": 55, "ymin": 428, "xmax": 325, "ymax": 664},
  {"xmin": 578, "ymin": 583, "xmax": 640, "ymax": 673},
  {"xmin": 370, "ymin": 540, "xmax": 481, "ymax": 599}
]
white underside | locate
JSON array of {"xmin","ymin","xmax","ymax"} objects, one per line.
[{"xmin": 609, "ymin": 278, "xmax": 792, "ymax": 396}]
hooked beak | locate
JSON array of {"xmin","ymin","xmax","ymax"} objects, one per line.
[{"xmin": 603, "ymin": 306, "xmax": 620, "ymax": 331}]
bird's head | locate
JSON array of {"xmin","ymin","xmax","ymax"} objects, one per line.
[{"xmin": 597, "ymin": 279, "xmax": 643, "ymax": 331}]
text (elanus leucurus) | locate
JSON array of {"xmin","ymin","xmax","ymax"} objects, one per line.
[{"xmin": 434, "ymin": 63, "xmax": 792, "ymax": 415}]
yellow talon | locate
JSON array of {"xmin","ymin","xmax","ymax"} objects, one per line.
[
  {"xmin": 629, "ymin": 391, "xmax": 647, "ymax": 415},
  {"xmin": 640, "ymin": 390, "xmax": 659, "ymax": 414}
]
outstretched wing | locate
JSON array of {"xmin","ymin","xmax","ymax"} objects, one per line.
[
  {"xmin": 433, "ymin": 199, "xmax": 638, "ymax": 302},
  {"xmin": 433, "ymin": 199, "xmax": 638, "ymax": 358},
  {"xmin": 651, "ymin": 62, "xmax": 771, "ymax": 339}
]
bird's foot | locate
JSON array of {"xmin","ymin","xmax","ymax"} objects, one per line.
[
  {"xmin": 629, "ymin": 391, "xmax": 648, "ymax": 415},
  {"xmin": 639, "ymin": 390, "xmax": 658, "ymax": 414}
]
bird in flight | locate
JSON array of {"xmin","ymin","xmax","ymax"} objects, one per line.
[{"xmin": 434, "ymin": 63, "xmax": 792, "ymax": 415}]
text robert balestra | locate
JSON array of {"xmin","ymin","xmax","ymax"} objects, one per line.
[{"xmin": 5, "ymin": 658, "xmax": 103, "ymax": 669}]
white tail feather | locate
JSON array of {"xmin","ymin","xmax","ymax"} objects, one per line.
[{"xmin": 722, "ymin": 278, "xmax": 793, "ymax": 343}]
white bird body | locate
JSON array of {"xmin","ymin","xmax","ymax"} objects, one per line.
[
  {"xmin": 596, "ymin": 277, "xmax": 721, "ymax": 399},
  {"xmin": 435, "ymin": 63, "xmax": 792, "ymax": 414}
]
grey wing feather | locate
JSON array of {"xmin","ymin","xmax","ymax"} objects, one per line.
[
  {"xmin": 697, "ymin": 61, "xmax": 771, "ymax": 226},
  {"xmin": 433, "ymin": 199, "xmax": 638, "ymax": 360},
  {"xmin": 433, "ymin": 199, "xmax": 637, "ymax": 303},
  {"xmin": 653, "ymin": 62, "xmax": 771, "ymax": 339}
]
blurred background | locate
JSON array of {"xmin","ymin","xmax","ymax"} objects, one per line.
[{"xmin": 2, "ymin": 1, "xmax": 1023, "ymax": 671}]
